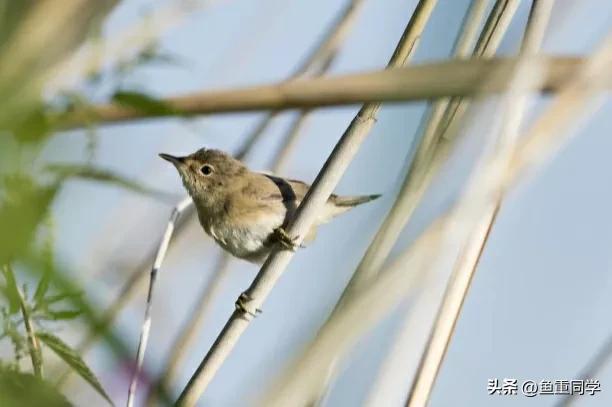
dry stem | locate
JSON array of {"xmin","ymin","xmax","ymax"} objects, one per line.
[{"xmin": 175, "ymin": 1, "xmax": 439, "ymax": 404}]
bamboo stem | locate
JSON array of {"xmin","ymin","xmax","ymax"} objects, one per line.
[
  {"xmin": 263, "ymin": 36, "xmax": 610, "ymax": 407},
  {"xmin": 234, "ymin": 0, "xmax": 366, "ymax": 160},
  {"xmin": 363, "ymin": 3, "xmax": 491, "ymax": 404},
  {"xmin": 405, "ymin": 10, "xmax": 606, "ymax": 407},
  {"xmin": 60, "ymin": 56, "xmax": 597, "ymax": 128},
  {"xmin": 127, "ymin": 196, "xmax": 193, "ymax": 407},
  {"xmin": 175, "ymin": 1, "xmax": 439, "ymax": 404},
  {"xmin": 313, "ymin": 0, "xmax": 515, "ymax": 400},
  {"xmin": 62, "ymin": 2, "xmax": 366, "ymax": 390},
  {"xmin": 140, "ymin": 2, "xmax": 364, "ymax": 403}
]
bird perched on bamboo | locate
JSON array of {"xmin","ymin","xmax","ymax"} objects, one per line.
[{"xmin": 160, "ymin": 148, "xmax": 380, "ymax": 264}]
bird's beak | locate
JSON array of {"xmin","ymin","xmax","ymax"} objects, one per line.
[{"xmin": 159, "ymin": 153, "xmax": 186, "ymax": 167}]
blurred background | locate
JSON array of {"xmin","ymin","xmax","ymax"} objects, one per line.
[{"xmin": 0, "ymin": 0, "xmax": 611, "ymax": 406}]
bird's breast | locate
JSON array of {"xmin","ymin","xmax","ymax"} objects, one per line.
[{"xmin": 202, "ymin": 209, "xmax": 285, "ymax": 259}]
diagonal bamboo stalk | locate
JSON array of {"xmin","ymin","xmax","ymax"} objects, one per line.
[
  {"xmin": 262, "ymin": 37, "xmax": 611, "ymax": 406},
  {"xmin": 60, "ymin": 56, "xmax": 598, "ymax": 128},
  {"xmin": 406, "ymin": 23, "xmax": 610, "ymax": 407},
  {"xmin": 123, "ymin": 2, "xmax": 368, "ymax": 406},
  {"xmin": 145, "ymin": 51, "xmax": 349, "ymax": 407},
  {"xmin": 144, "ymin": 254, "xmax": 232, "ymax": 405},
  {"xmin": 363, "ymin": 1, "xmax": 491, "ymax": 404},
  {"xmin": 310, "ymin": 0, "xmax": 514, "ymax": 401},
  {"xmin": 127, "ymin": 196, "xmax": 193, "ymax": 407},
  {"xmin": 234, "ymin": 0, "xmax": 366, "ymax": 159},
  {"xmin": 61, "ymin": 2, "xmax": 366, "ymax": 389},
  {"xmin": 175, "ymin": 1, "xmax": 440, "ymax": 404},
  {"xmin": 341, "ymin": 0, "xmax": 500, "ymax": 317}
]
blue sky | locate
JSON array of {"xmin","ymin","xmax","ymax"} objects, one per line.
[{"xmin": 38, "ymin": 0, "xmax": 612, "ymax": 405}]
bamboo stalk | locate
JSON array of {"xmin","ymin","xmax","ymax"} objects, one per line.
[
  {"xmin": 262, "ymin": 37, "xmax": 611, "ymax": 407},
  {"xmin": 129, "ymin": 3, "xmax": 365, "ymax": 404},
  {"xmin": 311, "ymin": 0, "xmax": 512, "ymax": 401},
  {"xmin": 127, "ymin": 196, "xmax": 193, "ymax": 407},
  {"xmin": 436, "ymin": 0, "xmax": 522, "ymax": 138},
  {"xmin": 234, "ymin": 0, "xmax": 366, "ymax": 159},
  {"xmin": 406, "ymin": 19, "xmax": 609, "ymax": 407},
  {"xmin": 363, "ymin": 2, "xmax": 491, "ymax": 404},
  {"xmin": 175, "ymin": 1, "xmax": 439, "ymax": 405},
  {"xmin": 60, "ymin": 56, "xmax": 597, "ymax": 128},
  {"xmin": 61, "ymin": 3, "xmax": 366, "ymax": 390},
  {"xmin": 342, "ymin": 0, "xmax": 496, "ymax": 311},
  {"xmin": 144, "ymin": 254, "xmax": 231, "ymax": 405}
]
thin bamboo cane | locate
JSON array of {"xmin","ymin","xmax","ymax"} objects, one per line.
[
  {"xmin": 175, "ymin": 1, "xmax": 439, "ymax": 405},
  {"xmin": 343, "ymin": 0, "xmax": 496, "ymax": 314},
  {"xmin": 60, "ymin": 56, "xmax": 596, "ymax": 128},
  {"xmin": 60, "ymin": 2, "xmax": 366, "ymax": 389},
  {"xmin": 144, "ymin": 255, "xmax": 232, "ymax": 405},
  {"xmin": 234, "ymin": 0, "xmax": 366, "ymax": 159},
  {"xmin": 363, "ymin": 2, "xmax": 491, "ymax": 404},
  {"xmin": 131, "ymin": 3, "xmax": 364, "ymax": 404},
  {"xmin": 406, "ymin": 19, "xmax": 608, "ymax": 407},
  {"xmin": 148, "ymin": 43, "xmax": 351, "ymax": 399},
  {"xmin": 127, "ymin": 196, "xmax": 193, "ymax": 407},
  {"xmin": 310, "ymin": 0, "xmax": 511, "ymax": 401},
  {"xmin": 262, "ymin": 37, "xmax": 611, "ymax": 407}
]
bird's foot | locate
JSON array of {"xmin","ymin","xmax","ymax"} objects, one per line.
[
  {"xmin": 235, "ymin": 292, "xmax": 261, "ymax": 318},
  {"xmin": 272, "ymin": 227, "xmax": 301, "ymax": 251}
]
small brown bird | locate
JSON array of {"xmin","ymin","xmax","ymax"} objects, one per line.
[{"xmin": 160, "ymin": 148, "xmax": 380, "ymax": 264}]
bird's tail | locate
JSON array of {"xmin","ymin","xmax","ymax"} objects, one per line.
[
  {"xmin": 317, "ymin": 194, "xmax": 381, "ymax": 225},
  {"xmin": 333, "ymin": 194, "xmax": 381, "ymax": 207}
]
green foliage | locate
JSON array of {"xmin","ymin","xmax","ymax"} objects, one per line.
[
  {"xmin": 0, "ymin": 365, "xmax": 72, "ymax": 407},
  {"xmin": 47, "ymin": 163, "xmax": 176, "ymax": 202},
  {"xmin": 0, "ymin": 2, "xmax": 186, "ymax": 405},
  {"xmin": 112, "ymin": 90, "xmax": 181, "ymax": 116},
  {"xmin": 0, "ymin": 177, "xmax": 58, "ymax": 264},
  {"xmin": 37, "ymin": 332, "xmax": 113, "ymax": 405}
]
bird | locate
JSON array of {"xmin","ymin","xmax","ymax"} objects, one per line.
[{"xmin": 160, "ymin": 148, "xmax": 380, "ymax": 264}]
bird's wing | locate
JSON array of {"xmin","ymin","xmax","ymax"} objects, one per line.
[{"xmin": 256, "ymin": 174, "xmax": 309, "ymax": 204}]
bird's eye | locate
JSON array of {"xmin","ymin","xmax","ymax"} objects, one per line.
[{"xmin": 200, "ymin": 164, "xmax": 214, "ymax": 176}]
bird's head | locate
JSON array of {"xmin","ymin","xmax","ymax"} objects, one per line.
[{"xmin": 160, "ymin": 148, "xmax": 247, "ymax": 208}]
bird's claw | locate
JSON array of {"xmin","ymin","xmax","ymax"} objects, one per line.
[
  {"xmin": 235, "ymin": 292, "xmax": 261, "ymax": 318},
  {"xmin": 272, "ymin": 227, "xmax": 301, "ymax": 251}
]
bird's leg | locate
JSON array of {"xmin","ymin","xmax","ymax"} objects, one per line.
[
  {"xmin": 235, "ymin": 292, "xmax": 262, "ymax": 318},
  {"xmin": 271, "ymin": 227, "xmax": 301, "ymax": 251}
]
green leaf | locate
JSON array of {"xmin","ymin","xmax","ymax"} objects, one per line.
[
  {"xmin": 47, "ymin": 164, "xmax": 175, "ymax": 202},
  {"xmin": 36, "ymin": 332, "xmax": 113, "ymax": 405},
  {"xmin": 111, "ymin": 90, "xmax": 179, "ymax": 116},
  {"xmin": 42, "ymin": 309, "xmax": 82, "ymax": 321},
  {"xmin": 0, "ymin": 365, "xmax": 72, "ymax": 407},
  {"xmin": 0, "ymin": 176, "xmax": 58, "ymax": 264},
  {"xmin": 34, "ymin": 268, "xmax": 52, "ymax": 306},
  {"xmin": 1, "ymin": 265, "xmax": 20, "ymax": 315},
  {"xmin": 42, "ymin": 291, "xmax": 82, "ymax": 305}
]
